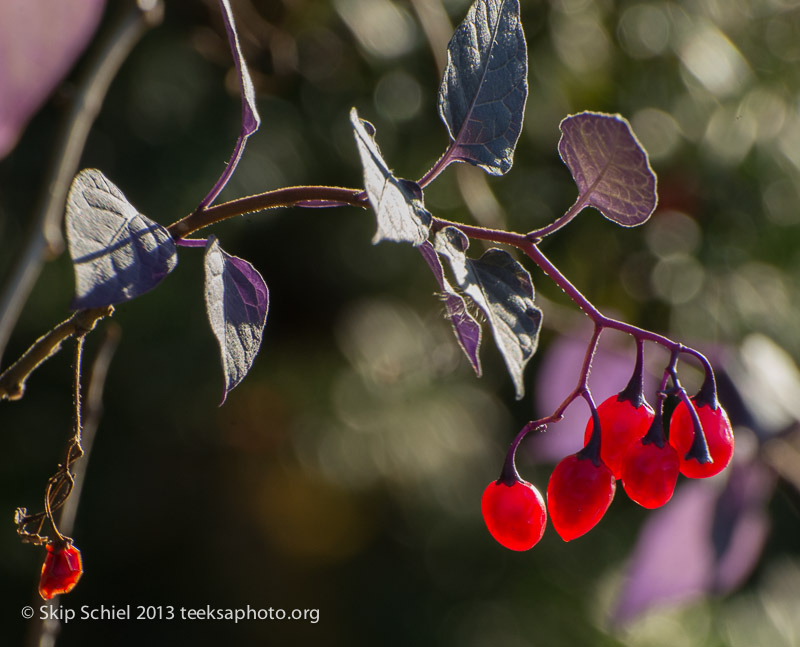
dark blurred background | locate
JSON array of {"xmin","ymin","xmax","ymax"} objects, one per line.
[{"xmin": 3, "ymin": 0, "xmax": 800, "ymax": 645}]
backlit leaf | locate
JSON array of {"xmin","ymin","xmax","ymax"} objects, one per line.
[
  {"xmin": 351, "ymin": 107, "xmax": 432, "ymax": 245},
  {"xmin": 438, "ymin": 0, "xmax": 527, "ymax": 176},
  {"xmin": 418, "ymin": 240, "xmax": 482, "ymax": 375},
  {"xmin": 435, "ymin": 227, "xmax": 541, "ymax": 398},
  {"xmin": 204, "ymin": 236, "xmax": 269, "ymax": 403},
  {"xmin": 66, "ymin": 169, "xmax": 177, "ymax": 309},
  {"xmin": 613, "ymin": 460, "xmax": 773, "ymax": 624},
  {"xmin": 558, "ymin": 112, "xmax": 657, "ymax": 227}
]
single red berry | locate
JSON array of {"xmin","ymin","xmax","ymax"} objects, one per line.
[
  {"xmin": 481, "ymin": 479, "xmax": 547, "ymax": 551},
  {"xmin": 583, "ymin": 396, "xmax": 654, "ymax": 479},
  {"xmin": 620, "ymin": 440, "xmax": 680, "ymax": 508},
  {"xmin": 547, "ymin": 454, "xmax": 616, "ymax": 541},
  {"xmin": 669, "ymin": 399, "xmax": 734, "ymax": 478},
  {"xmin": 39, "ymin": 542, "xmax": 83, "ymax": 600}
]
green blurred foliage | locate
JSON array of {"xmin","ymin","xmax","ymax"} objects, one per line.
[{"xmin": 2, "ymin": 0, "xmax": 800, "ymax": 645}]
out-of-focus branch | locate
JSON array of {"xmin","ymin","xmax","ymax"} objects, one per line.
[{"xmin": 0, "ymin": 0, "xmax": 163, "ymax": 368}]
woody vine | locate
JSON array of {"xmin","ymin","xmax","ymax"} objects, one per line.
[{"xmin": 2, "ymin": 0, "xmax": 733, "ymax": 598}]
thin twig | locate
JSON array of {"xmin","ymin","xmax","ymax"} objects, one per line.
[
  {"xmin": 0, "ymin": 306, "xmax": 113, "ymax": 401},
  {"xmin": 58, "ymin": 324, "xmax": 121, "ymax": 535}
]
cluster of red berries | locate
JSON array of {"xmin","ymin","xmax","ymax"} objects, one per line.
[
  {"xmin": 38, "ymin": 541, "xmax": 83, "ymax": 600},
  {"xmin": 482, "ymin": 377, "xmax": 734, "ymax": 551}
]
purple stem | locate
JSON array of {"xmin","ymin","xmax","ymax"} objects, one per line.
[
  {"xmin": 504, "ymin": 324, "xmax": 603, "ymax": 462},
  {"xmin": 165, "ymin": 184, "xmax": 716, "ymax": 459},
  {"xmin": 664, "ymin": 351, "xmax": 712, "ymax": 464},
  {"xmin": 617, "ymin": 338, "xmax": 646, "ymax": 408},
  {"xmin": 527, "ymin": 192, "xmax": 593, "ymax": 241},
  {"xmin": 417, "ymin": 144, "xmax": 460, "ymax": 189},
  {"xmin": 175, "ymin": 238, "xmax": 208, "ymax": 248},
  {"xmin": 577, "ymin": 391, "xmax": 603, "ymax": 466},
  {"xmin": 167, "ymin": 186, "xmax": 368, "ymax": 240},
  {"xmin": 196, "ymin": 134, "xmax": 247, "ymax": 211}
]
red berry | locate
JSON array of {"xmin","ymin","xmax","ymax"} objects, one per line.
[
  {"xmin": 620, "ymin": 440, "xmax": 679, "ymax": 508},
  {"xmin": 481, "ymin": 479, "xmax": 547, "ymax": 551},
  {"xmin": 547, "ymin": 454, "xmax": 615, "ymax": 541},
  {"xmin": 39, "ymin": 542, "xmax": 83, "ymax": 600},
  {"xmin": 583, "ymin": 396, "xmax": 654, "ymax": 479},
  {"xmin": 669, "ymin": 399, "xmax": 734, "ymax": 478}
]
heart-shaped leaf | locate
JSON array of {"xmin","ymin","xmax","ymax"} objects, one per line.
[
  {"xmin": 204, "ymin": 236, "xmax": 269, "ymax": 403},
  {"xmin": 435, "ymin": 227, "xmax": 541, "ymax": 399},
  {"xmin": 351, "ymin": 107, "xmax": 432, "ymax": 245},
  {"xmin": 418, "ymin": 240, "xmax": 482, "ymax": 375},
  {"xmin": 66, "ymin": 169, "xmax": 177, "ymax": 309},
  {"xmin": 558, "ymin": 112, "xmax": 657, "ymax": 227},
  {"xmin": 197, "ymin": 0, "xmax": 262, "ymax": 209},
  {"xmin": 438, "ymin": 0, "xmax": 527, "ymax": 176}
]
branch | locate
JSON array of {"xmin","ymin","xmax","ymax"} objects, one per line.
[
  {"xmin": 0, "ymin": 307, "xmax": 113, "ymax": 401},
  {"xmin": 167, "ymin": 185, "xmax": 368, "ymax": 240}
]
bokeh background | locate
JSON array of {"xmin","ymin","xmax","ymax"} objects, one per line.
[{"xmin": 3, "ymin": 0, "xmax": 800, "ymax": 645}]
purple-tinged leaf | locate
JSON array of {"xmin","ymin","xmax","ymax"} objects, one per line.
[
  {"xmin": 66, "ymin": 169, "xmax": 177, "ymax": 309},
  {"xmin": 0, "ymin": 0, "xmax": 105, "ymax": 159},
  {"xmin": 614, "ymin": 460, "xmax": 774, "ymax": 624},
  {"xmin": 438, "ymin": 0, "xmax": 527, "ymax": 176},
  {"xmin": 204, "ymin": 236, "xmax": 269, "ymax": 403},
  {"xmin": 710, "ymin": 461, "xmax": 774, "ymax": 593},
  {"xmin": 351, "ymin": 108, "xmax": 432, "ymax": 245},
  {"xmin": 558, "ymin": 112, "xmax": 657, "ymax": 227},
  {"xmin": 613, "ymin": 482, "xmax": 717, "ymax": 624},
  {"xmin": 218, "ymin": 0, "xmax": 259, "ymax": 137},
  {"xmin": 197, "ymin": 0, "xmax": 262, "ymax": 209},
  {"xmin": 434, "ymin": 227, "xmax": 541, "ymax": 399},
  {"xmin": 418, "ymin": 241, "xmax": 482, "ymax": 375}
]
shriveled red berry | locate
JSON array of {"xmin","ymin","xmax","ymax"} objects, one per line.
[
  {"xmin": 620, "ymin": 440, "xmax": 679, "ymax": 508},
  {"xmin": 547, "ymin": 454, "xmax": 615, "ymax": 541},
  {"xmin": 39, "ymin": 542, "xmax": 83, "ymax": 600},
  {"xmin": 669, "ymin": 399, "xmax": 734, "ymax": 478},
  {"xmin": 482, "ymin": 479, "xmax": 547, "ymax": 551},
  {"xmin": 583, "ymin": 396, "xmax": 654, "ymax": 479}
]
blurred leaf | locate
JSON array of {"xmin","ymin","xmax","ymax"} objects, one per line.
[
  {"xmin": 418, "ymin": 240, "xmax": 482, "ymax": 375},
  {"xmin": 66, "ymin": 169, "xmax": 177, "ymax": 309},
  {"xmin": 558, "ymin": 112, "xmax": 657, "ymax": 227},
  {"xmin": 0, "ymin": 0, "xmax": 105, "ymax": 159},
  {"xmin": 711, "ymin": 461, "xmax": 774, "ymax": 593},
  {"xmin": 438, "ymin": 0, "xmax": 527, "ymax": 176},
  {"xmin": 614, "ymin": 460, "xmax": 773, "ymax": 624},
  {"xmin": 204, "ymin": 235, "xmax": 269, "ymax": 403},
  {"xmin": 351, "ymin": 107, "xmax": 432, "ymax": 245},
  {"xmin": 435, "ymin": 226, "xmax": 541, "ymax": 399},
  {"xmin": 197, "ymin": 0, "xmax": 262, "ymax": 209},
  {"xmin": 614, "ymin": 481, "xmax": 717, "ymax": 624}
]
